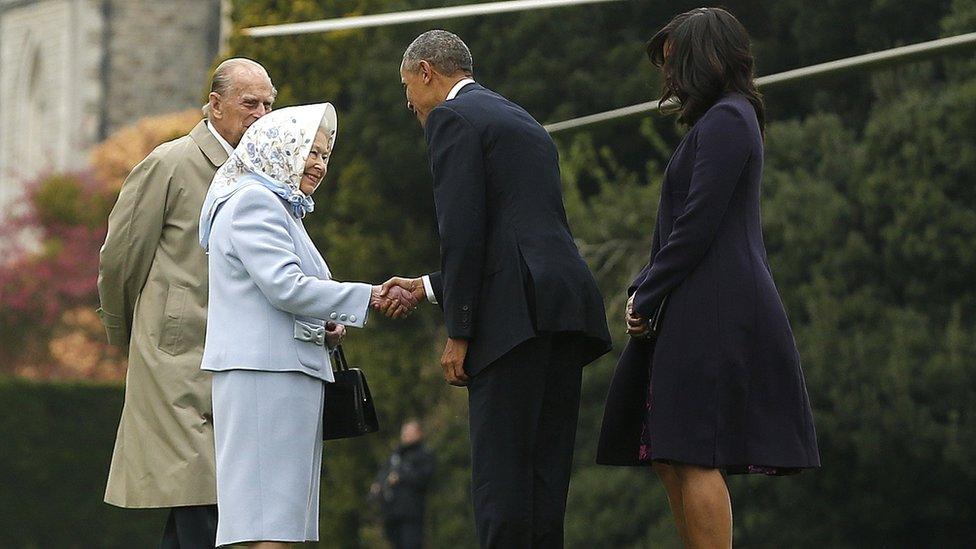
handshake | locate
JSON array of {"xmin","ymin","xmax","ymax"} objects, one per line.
[
  {"xmin": 369, "ymin": 277, "xmax": 426, "ymax": 319},
  {"xmin": 368, "ymin": 276, "xmax": 470, "ymax": 387}
]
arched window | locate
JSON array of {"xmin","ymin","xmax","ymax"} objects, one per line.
[{"xmin": 25, "ymin": 45, "xmax": 46, "ymax": 174}]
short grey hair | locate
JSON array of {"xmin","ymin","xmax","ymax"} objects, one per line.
[
  {"xmin": 402, "ymin": 30, "xmax": 473, "ymax": 76},
  {"xmin": 202, "ymin": 58, "xmax": 275, "ymax": 118}
]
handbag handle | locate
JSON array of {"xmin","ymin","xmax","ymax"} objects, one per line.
[{"xmin": 333, "ymin": 344, "xmax": 350, "ymax": 372}]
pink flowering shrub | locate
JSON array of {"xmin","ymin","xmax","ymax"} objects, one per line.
[
  {"xmin": 0, "ymin": 171, "xmax": 125, "ymax": 380},
  {"xmin": 0, "ymin": 111, "xmax": 199, "ymax": 380}
]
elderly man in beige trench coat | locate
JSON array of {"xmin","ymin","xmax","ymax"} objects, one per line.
[{"xmin": 97, "ymin": 58, "xmax": 276, "ymax": 548}]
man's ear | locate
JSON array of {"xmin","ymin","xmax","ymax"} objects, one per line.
[
  {"xmin": 208, "ymin": 92, "xmax": 222, "ymax": 119},
  {"xmin": 419, "ymin": 60, "xmax": 433, "ymax": 84}
]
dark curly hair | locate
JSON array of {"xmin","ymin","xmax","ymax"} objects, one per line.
[{"xmin": 646, "ymin": 7, "xmax": 764, "ymax": 135}]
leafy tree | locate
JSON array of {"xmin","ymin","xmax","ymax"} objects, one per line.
[{"xmin": 90, "ymin": 109, "xmax": 201, "ymax": 190}]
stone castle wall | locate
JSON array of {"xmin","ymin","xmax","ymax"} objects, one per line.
[
  {"xmin": 0, "ymin": 0, "xmax": 223, "ymax": 217},
  {"xmin": 102, "ymin": 0, "xmax": 222, "ymax": 133},
  {"xmin": 0, "ymin": 0, "xmax": 103, "ymax": 206}
]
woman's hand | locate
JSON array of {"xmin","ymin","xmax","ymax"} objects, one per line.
[
  {"xmin": 370, "ymin": 284, "xmax": 418, "ymax": 319},
  {"xmin": 380, "ymin": 277, "xmax": 427, "ymax": 306},
  {"xmin": 626, "ymin": 294, "xmax": 650, "ymax": 337},
  {"xmin": 325, "ymin": 321, "xmax": 346, "ymax": 348}
]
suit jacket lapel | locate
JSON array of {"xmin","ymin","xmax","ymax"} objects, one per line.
[{"xmin": 189, "ymin": 120, "xmax": 229, "ymax": 168}]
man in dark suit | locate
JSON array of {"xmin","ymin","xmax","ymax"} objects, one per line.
[{"xmin": 381, "ymin": 30, "xmax": 612, "ymax": 548}]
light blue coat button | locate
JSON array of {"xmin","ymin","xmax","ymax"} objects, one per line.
[
  {"xmin": 349, "ymin": 315, "xmax": 357, "ymax": 323},
  {"xmin": 330, "ymin": 312, "xmax": 338, "ymax": 320},
  {"xmin": 339, "ymin": 314, "xmax": 348, "ymax": 321}
]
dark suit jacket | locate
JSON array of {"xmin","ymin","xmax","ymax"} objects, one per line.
[
  {"xmin": 424, "ymin": 83, "xmax": 611, "ymax": 376},
  {"xmin": 597, "ymin": 93, "xmax": 819, "ymax": 469}
]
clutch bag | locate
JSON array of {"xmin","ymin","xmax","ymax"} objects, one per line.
[
  {"xmin": 641, "ymin": 294, "xmax": 670, "ymax": 340},
  {"xmin": 647, "ymin": 294, "xmax": 671, "ymax": 339}
]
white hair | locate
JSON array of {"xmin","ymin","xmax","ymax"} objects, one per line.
[{"xmin": 202, "ymin": 58, "xmax": 275, "ymax": 119}]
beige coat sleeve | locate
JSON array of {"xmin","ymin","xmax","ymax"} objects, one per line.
[{"xmin": 97, "ymin": 153, "xmax": 173, "ymax": 346}]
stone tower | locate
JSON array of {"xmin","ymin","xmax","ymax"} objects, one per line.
[{"xmin": 0, "ymin": 0, "xmax": 226, "ymax": 218}]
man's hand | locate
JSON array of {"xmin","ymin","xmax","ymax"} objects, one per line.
[
  {"xmin": 381, "ymin": 277, "xmax": 427, "ymax": 304},
  {"xmin": 370, "ymin": 284, "xmax": 419, "ymax": 319},
  {"xmin": 375, "ymin": 277, "xmax": 427, "ymax": 319},
  {"xmin": 325, "ymin": 321, "xmax": 345, "ymax": 348},
  {"xmin": 441, "ymin": 337, "xmax": 471, "ymax": 387},
  {"xmin": 626, "ymin": 293, "xmax": 650, "ymax": 337}
]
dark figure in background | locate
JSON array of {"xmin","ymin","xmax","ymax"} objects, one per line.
[
  {"xmin": 372, "ymin": 420, "xmax": 435, "ymax": 549},
  {"xmin": 597, "ymin": 7, "xmax": 820, "ymax": 549}
]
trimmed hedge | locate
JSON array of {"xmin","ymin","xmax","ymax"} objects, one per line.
[{"xmin": 0, "ymin": 377, "xmax": 165, "ymax": 548}]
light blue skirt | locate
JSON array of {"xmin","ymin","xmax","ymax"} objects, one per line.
[{"xmin": 212, "ymin": 369, "xmax": 325, "ymax": 547}]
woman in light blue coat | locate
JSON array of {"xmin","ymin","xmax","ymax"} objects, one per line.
[{"xmin": 199, "ymin": 103, "xmax": 413, "ymax": 548}]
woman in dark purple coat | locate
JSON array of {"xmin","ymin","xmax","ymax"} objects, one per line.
[{"xmin": 596, "ymin": 7, "xmax": 820, "ymax": 547}]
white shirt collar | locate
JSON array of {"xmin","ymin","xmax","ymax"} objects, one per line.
[
  {"xmin": 206, "ymin": 121, "xmax": 235, "ymax": 156},
  {"xmin": 446, "ymin": 78, "xmax": 476, "ymax": 101}
]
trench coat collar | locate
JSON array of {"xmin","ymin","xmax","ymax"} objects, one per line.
[{"xmin": 189, "ymin": 120, "xmax": 230, "ymax": 168}]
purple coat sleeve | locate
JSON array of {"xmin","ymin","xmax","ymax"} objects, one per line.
[
  {"xmin": 628, "ymin": 262, "xmax": 651, "ymax": 297},
  {"xmin": 632, "ymin": 104, "xmax": 753, "ymax": 318}
]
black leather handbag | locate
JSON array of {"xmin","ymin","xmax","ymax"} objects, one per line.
[{"xmin": 323, "ymin": 345, "xmax": 379, "ymax": 440}]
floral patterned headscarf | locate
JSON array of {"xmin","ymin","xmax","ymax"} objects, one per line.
[{"xmin": 199, "ymin": 103, "xmax": 337, "ymax": 251}]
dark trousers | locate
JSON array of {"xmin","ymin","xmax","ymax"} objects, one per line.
[
  {"xmin": 383, "ymin": 517, "xmax": 424, "ymax": 549},
  {"xmin": 160, "ymin": 504, "xmax": 218, "ymax": 549},
  {"xmin": 467, "ymin": 334, "xmax": 584, "ymax": 549}
]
